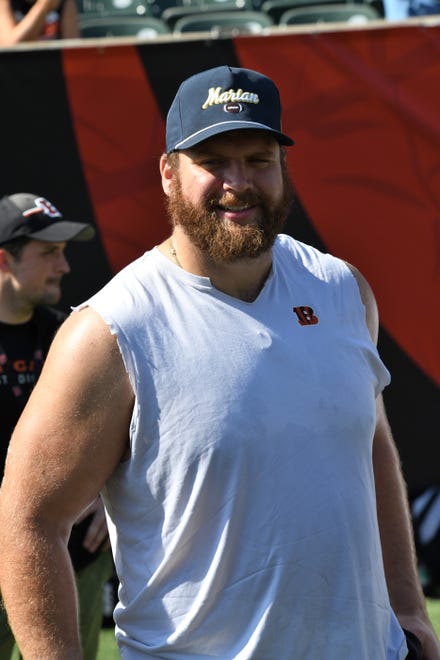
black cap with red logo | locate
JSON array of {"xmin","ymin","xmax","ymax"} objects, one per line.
[{"xmin": 0, "ymin": 193, "xmax": 95, "ymax": 245}]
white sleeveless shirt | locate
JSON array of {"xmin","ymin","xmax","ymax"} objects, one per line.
[{"xmin": 84, "ymin": 234, "xmax": 407, "ymax": 659}]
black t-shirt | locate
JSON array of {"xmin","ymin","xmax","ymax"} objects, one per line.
[
  {"xmin": 0, "ymin": 306, "xmax": 66, "ymax": 476},
  {"xmin": 0, "ymin": 306, "xmax": 106, "ymax": 570}
]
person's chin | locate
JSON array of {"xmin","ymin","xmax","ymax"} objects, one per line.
[
  {"xmin": 43, "ymin": 287, "xmax": 62, "ymax": 306},
  {"xmin": 220, "ymin": 208, "xmax": 258, "ymax": 226}
]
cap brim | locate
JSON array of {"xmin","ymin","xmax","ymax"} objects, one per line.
[
  {"xmin": 28, "ymin": 221, "xmax": 95, "ymax": 242},
  {"xmin": 171, "ymin": 121, "xmax": 294, "ymax": 152}
]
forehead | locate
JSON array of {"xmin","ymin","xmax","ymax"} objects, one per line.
[
  {"xmin": 183, "ymin": 130, "xmax": 281, "ymax": 157},
  {"xmin": 22, "ymin": 240, "xmax": 65, "ymax": 254}
]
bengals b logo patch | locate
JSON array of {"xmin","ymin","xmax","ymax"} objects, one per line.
[{"xmin": 293, "ymin": 306, "xmax": 319, "ymax": 326}]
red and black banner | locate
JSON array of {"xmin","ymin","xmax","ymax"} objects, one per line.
[{"xmin": 1, "ymin": 23, "xmax": 439, "ymax": 488}]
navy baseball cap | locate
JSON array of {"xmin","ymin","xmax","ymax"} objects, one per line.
[
  {"xmin": 0, "ymin": 193, "xmax": 95, "ymax": 245},
  {"xmin": 166, "ymin": 66, "xmax": 294, "ymax": 153}
]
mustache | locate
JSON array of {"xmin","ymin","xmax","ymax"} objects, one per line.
[{"xmin": 206, "ymin": 192, "xmax": 263, "ymax": 210}]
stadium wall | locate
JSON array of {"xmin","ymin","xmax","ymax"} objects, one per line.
[{"xmin": 0, "ymin": 20, "xmax": 438, "ymax": 489}]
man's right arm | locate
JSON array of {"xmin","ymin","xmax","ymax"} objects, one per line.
[{"xmin": 0, "ymin": 307, "xmax": 134, "ymax": 658}]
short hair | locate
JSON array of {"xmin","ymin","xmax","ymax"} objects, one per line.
[
  {"xmin": 165, "ymin": 151, "xmax": 180, "ymax": 171},
  {"xmin": 0, "ymin": 236, "xmax": 32, "ymax": 259}
]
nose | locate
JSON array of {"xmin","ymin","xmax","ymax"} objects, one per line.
[
  {"xmin": 222, "ymin": 161, "xmax": 252, "ymax": 193},
  {"xmin": 56, "ymin": 251, "xmax": 70, "ymax": 275}
]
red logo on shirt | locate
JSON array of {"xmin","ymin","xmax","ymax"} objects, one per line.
[{"xmin": 293, "ymin": 306, "xmax": 319, "ymax": 326}]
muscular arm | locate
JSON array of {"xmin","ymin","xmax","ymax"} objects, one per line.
[
  {"xmin": 0, "ymin": 307, "xmax": 134, "ymax": 658},
  {"xmin": 373, "ymin": 397, "xmax": 440, "ymax": 656},
  {"xmin": 348, "ymin": 263, "xmax": 440, "ymax": 658}
]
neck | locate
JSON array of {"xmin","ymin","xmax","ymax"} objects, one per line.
[
  {"xmin": 160, "ymin": 230, "xmax": 274, "ymax": 303},
  {"xmin": 0, "ymin": 283, "xmax": 34, "ymax": 324}
]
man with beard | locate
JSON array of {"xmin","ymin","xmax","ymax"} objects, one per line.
[{"xmin": 0, "ymin": 67, "xmax": 438, "ymax": 659}]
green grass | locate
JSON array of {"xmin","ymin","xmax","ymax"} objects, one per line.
[
  {"xmin": 97, "ymin": 599, "xmax": 440, "ymax": 659},
  {"xmin": 428, "ymin": 597, "xmax": 440, "ymax": 636},
  {"xmin": 96, "ymin": 628, "xmax": 119, "ymax": 659},
  {"xmin": 9, "ymin": 598, "xmax": 440, "ymax": 659}
]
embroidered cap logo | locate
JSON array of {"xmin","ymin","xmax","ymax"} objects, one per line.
[
  {"xmin": 22, "ymin": 197, "xmax": 62, "ymax": 220},
  {"xmin": 202, "ymin": 86, "xmax": 260, "ymax": 110},
  {"xmin": 224, "ymin": 102, "xmax": 243, "ymax": 114}
]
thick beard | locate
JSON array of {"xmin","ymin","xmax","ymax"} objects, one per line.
[{"xmin": 165, "ymin": 161, "xmax": 294, "ymax": 263}]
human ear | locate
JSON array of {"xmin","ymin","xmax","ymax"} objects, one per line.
[
  {"xmin": 0, "ymin": 249, "xmax": 12, "ymax": 273},
  {"xmin": 160, "ymin": 153, "xmax": 178, "ymax": 196}
]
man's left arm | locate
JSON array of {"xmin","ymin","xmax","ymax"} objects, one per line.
[
  {"xmin": 347, "ymin": 262, "xmax": 440, "ymax": 658},
  {"xmin": 373, "ymin": 396, "xmax": 440, "ymax": 658}
]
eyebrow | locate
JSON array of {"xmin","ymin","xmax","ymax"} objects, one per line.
[
  {"xmin": 40, "ymin": 243, "xmax": 65, "ymax": 252},
  {"xmin": 188, "ymin": 144, "xmax": 278, "ymax": 159}
]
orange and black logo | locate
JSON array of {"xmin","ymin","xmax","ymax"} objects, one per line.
[{"xmin": 293, "ymin": 306, "xmax": 319, "ymax": 326}]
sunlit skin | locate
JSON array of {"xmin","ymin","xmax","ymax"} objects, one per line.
[
  {"xmin": 178, "ymin": 132, "xmax": 284, "ymax": 222},
  {"xmin": 160, "ymin": 130, "xmax": 293, "ymax": 300},
  {"xmin": 0, "ymin": 240, "xmax": 70, "ymax": 323},
  {"xmin": 162, "ymin": 130, "xmax": 287, "ymax": 230}
]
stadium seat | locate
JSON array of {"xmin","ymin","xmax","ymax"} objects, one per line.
[
  {"xmin": 78, "ymin": 0, "xmax": 150, "ymax": 15},
  {"xmin": 100, "ymin": 0, "xmax": 150, "ymax": 13},
  {"xmin": 262, "ymin": 0, "xmax": 341, "ymax": 23},
  {"xmin": 173, "ymin": 9, "xmax": 273, "ymax": 33},
  {"xmin": 77, "ymin": 0, "xmax": 98, "ymax": 12},
  {"xmin": 278, "ymin": 2, "xmax": 381, "ymax": 23},
  {"xmin": 145, "ymin": 0, "xmax": 186, "ymax": 18},
  {"xmin": 162, "ymin": 2, "xmax": 251, "ymax": 28},
  {"xmin": 201, "ymin": 0, "xmax": 252, "ymax": 6},
  {"xmin": 79, "ymin": 15, "xmax": 171, "ymax": 35}
]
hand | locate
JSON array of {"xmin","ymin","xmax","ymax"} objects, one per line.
[
  {"xmin": 399, "ymin": 614, "xmax": 440, "ymax": 659},
  {"xmin": 74, "ymin": 497, "xmax": 110, "ymax": 553}
]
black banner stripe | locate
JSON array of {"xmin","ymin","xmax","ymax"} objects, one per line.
[
  {"xmin": 136, "ymin": 38, "xmax": 242, "ymax": 119},
  {"xmin": 1, "ymin": 48, "xmax": 111, "ymax": 310}
]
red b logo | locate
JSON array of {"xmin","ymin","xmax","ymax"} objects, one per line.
[{"xmin": 293, "ymin": 306, "xmax": 319, "ymax": 326}]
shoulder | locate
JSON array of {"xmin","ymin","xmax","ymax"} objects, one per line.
[
  {"xmin": 44, "ymin": 307, "xmax": 128, "ymax": 391},
  {"xmin": 344, "ymin": 262, "xmax": 379, "ymax": 344},
  {"xmin": 276, "ymin": 234, "xmax": 350, "ymax": 282},
  {"xmin": 275, "ymin": 237, "xmax": 379, "ymax": 344},
  {"xmin": 83, "ymin": 250, "xmax": 162, "ymax": 322},
  {"xmin": 57, "ymin": 306, "xmax": 117, "ymax": 353}
]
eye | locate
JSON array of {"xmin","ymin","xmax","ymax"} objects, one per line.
[
  {"xmin": 249, "ymin": 155, "xmax": 274, "ymax": 166},
  {"xmin": 43, "ymin": 246, "xmax": 63, "ymax": 258},
  {"xmin": 198, "ymin": 158, "xmax": 222, "ymax": 168}
]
